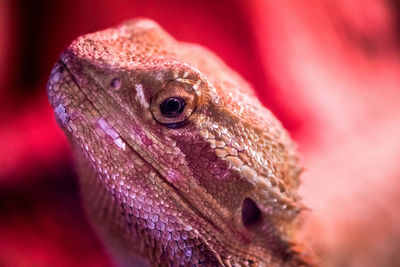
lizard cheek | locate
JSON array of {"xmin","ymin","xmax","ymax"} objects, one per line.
[{"xmin": 242, "ymin": 197, "xmax": 262, "ymax": 227}]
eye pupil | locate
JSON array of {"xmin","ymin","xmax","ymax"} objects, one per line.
[{"xmin": 160, "ymin": 97, "xmax": 185, "ymax": 117}]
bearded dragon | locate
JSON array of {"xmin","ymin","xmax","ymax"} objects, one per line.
[{"xmin": 47, "ymin": 18, "xmax": 310, "ymax": 267}]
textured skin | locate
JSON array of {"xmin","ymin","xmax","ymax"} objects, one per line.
[{"xmin": 47, "ymin": 19, "xmax": 309, "ymax": 266}]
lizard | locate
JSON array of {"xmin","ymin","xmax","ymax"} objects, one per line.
[{"xmin": 47, "ymin": 18, "xmax": 311, "ymax": 267}]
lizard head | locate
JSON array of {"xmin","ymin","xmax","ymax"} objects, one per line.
[{"xmin": 47, "ymin": 19, "xmax": 308, "ymax": 265}]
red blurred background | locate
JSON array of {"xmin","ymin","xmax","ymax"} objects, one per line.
[{"xmin": 1, "ymin": 0, "xmax": 400, "ymax": 266}]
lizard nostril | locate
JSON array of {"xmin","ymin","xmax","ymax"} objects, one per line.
[
  {"xmin": 242, "ymin": 197, "xmax": 261, "ymax": 226},
  {"xmin": 109, "ymin": 77, "xmax": 122, "ymax": 90}
]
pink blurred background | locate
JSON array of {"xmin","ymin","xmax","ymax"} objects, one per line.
[{"xmin": 1, "ymin": 0, "xmax": 400, "ymax": 266}]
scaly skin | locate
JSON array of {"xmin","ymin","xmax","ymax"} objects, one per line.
[{"xmin": 47, "ymin": 19, "xmax": 309, "ymax": 266}]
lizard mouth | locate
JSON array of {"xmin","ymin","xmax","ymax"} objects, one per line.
[
  {"xmin": 47, "ymin": 61, "xmax": 69, "ymax": 109},
  {"xmin": 47, "ymin": 58, "xmax": 83, "ymax": 129}
]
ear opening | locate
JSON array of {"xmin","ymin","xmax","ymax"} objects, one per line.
[{"xmin": 241, "ymin": 197, "xmax": 261, "ymax": 226}]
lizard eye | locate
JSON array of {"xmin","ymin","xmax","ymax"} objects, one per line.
[
  {"xmin": 159, "ymin": 97, "xmax": 186, "ymax": 117},
  {"xmin": 151, "ymin": 81, "xmax": 197, "ymax": 128}
]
